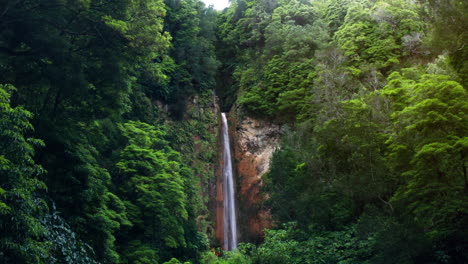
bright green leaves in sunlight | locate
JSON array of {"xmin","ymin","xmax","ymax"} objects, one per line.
[
  {"xmin": 1, "ymin": 0, "xmax": 467, "ymax": 263},
  {"xmin": 0, "ymin": 0, "xmax": 217, "ymax": 262},
  {"xmin": 257, "ymin": 69, "xmax": 468, "ymax": 263},
  {"xmin": 0, "ymin": 85, "xmax": 48, "ymax": 263},
  {"xmin": 383, "ymin": 72, "xmax": 468, "ymax": 240},
  {"xmin": 116, "ymin": 121, "xmax": 189, "ymax": 263},
  {"xmin": 334, "ymin": 0, "xmax": 423, "ymax": 76},
  {"xmin": 216, "ymin": 0, "xmax": 467, "ymax": 262}
]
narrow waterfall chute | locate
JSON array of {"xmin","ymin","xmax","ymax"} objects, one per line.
[{"xmin": 221, "ymin": 113, "xmax": 238, "ymax": 250}]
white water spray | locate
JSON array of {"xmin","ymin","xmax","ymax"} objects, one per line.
[{"xmin": 221, "ymin": 113, "xmax": 238, "ymax": 250}]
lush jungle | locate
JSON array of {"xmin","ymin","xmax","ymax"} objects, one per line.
[{"xmin": 0, "ymin": 0, "xmax": 466, "ymax": 263}]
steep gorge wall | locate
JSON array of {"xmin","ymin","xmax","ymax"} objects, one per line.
[
  {"xmin": 230, "ymin": 108, "xmax": 282, "ymax": 243},
  {"xmin": 160, "ymin": 91, "xmax": 222, "ymax": 246}
]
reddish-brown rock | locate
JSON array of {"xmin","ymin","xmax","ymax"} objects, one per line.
[{"xmin": 231, "ymin": 112, "xmax": 282, "ymax": 243}]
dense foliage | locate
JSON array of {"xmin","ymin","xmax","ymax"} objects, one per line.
[
  {"xmin": 212, "ymin": 0, "xmax": 467, "ymax": 263},
  {"xmin": 0, "ymin": 0, "xmax": 466, "ymax": 263},
  {"xmin": 0, "ymin": 0, "xmax": 218, "ymax": 263}
]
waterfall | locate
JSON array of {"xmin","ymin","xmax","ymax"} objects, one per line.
[{"xmin": 221, "ymin": 113, "xmax": 238, "ymax": 250}]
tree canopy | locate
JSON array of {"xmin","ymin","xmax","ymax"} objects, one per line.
[{"xmin": 0, "ymin": 0, "xmax": 466, "ymax": 263}]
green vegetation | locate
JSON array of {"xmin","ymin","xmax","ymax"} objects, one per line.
[
  {"xmin": 0, "ymin": 0, "xmax": 217, "ymax": 263},
  {"xmin": 0, "ymin": 0, "xmax": 466, "ymax": 263},
  {"xmin": 0, "ymin": 84, "xmax": 48, "ymax": 263},
  {"xmin": 211, "ymin": 0, "xmax": 467, "ymax": 263}
]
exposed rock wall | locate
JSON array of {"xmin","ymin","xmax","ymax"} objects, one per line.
[{"xmin": 231, "ymin": 110, "xmax": 282, "ymax": 243}]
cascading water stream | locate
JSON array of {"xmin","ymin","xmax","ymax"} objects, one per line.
[{"xmin": 221, "ymin": 113, "xmax": 238, "ymax": 250}]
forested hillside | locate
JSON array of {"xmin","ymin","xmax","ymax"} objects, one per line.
[
  {"xmin": 213, "ymin": 0, "xmax": 467, "ymax": 263},
  {"xmin": 0, "ymin": 0, "xmax": 218, "ymax": 263},
  {"xmin": 0, "ymin": 0, "xmax": 466, "ymax": 263}
]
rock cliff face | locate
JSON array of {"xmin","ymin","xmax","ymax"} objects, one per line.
[
  {"xmin": 231, "ymin": 110, "xmax": 282, "ymax": 243},
  {"xmin": 214, "ymin": 106, "xmax": 282, "ymax": 247}
]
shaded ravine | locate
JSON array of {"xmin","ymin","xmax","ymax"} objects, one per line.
[{"xmin": 221, "ymin": 113, "xmax": 238, "ymax": 250}]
